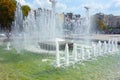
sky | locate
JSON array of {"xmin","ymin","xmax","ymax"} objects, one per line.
[{"xmin": 17, "ymin": 0, "xmax": 120, "ymax": 16}]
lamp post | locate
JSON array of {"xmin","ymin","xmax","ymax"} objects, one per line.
[
  {"xmin": 49, "ymin": 0, "xmax": 57, "ymax": 13},
  {"xmin": 84, "ymin": 6, "xmax": 90, "ymax": 35},
  {"xmin": 49, "ymin": 0, "xmax": 57, "ymax": 38},
  {"xmin": 84, "ymin": 6, "xmax": 90, "ymax": 20}
]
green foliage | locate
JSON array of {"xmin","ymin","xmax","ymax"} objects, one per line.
[
  {"xmin": 0, "ymin": 0, "xmax": 16, "ymax": 29},
  {"xmin": 107, "ymin": 26, "xmax": 120, "ymax": 30},
  {"xmin": 21, "ymin": 5, "xmax": 31, "ymax": 17},
  {"xmin": 0, "ymin": 0, "xmax": 30, "ymax": 30},
  {"xmin": 98, "ymin": 19, "xmax": 106, "ymax": 30}
]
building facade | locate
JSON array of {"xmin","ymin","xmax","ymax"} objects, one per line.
[{"xmin": 95, "ymin": 13, "xmax": 120, "ymax": 28}]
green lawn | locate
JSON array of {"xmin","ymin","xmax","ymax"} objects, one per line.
[{"xmin": 0, "ymin": 45, "xmax": 120, "ymax": 80}]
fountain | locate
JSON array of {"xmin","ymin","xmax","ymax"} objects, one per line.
[
  {"xmin": 12, "ymin": 0, "xmax": 64, "ymax": 53},
  {"xmin": 11, "ymin": 1, "xmax": 119, "ymax": 67},
  {"xmin": 6, "ymin": 42, "xmax": 11, "ymax": 50},
  {"xmin": 11, "ymin": 3, "xmax": 24, "ymax": 53},
  {"xmin": 72, "ymin": 43, "xmax": 78, "ymax": 62},
  {"xmin": 12, "ymin": 1, "xmax": 92, "ymax": 54},
  {"xmin": 65, "ymin": 43, "xmax": 69, "ymax": 66}
]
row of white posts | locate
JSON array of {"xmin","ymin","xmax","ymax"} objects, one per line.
[{"xmin": 55, "ymin": 38, "xmax": 119, "ymax": 67}]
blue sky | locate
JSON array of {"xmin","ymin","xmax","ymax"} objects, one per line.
[{"xmin": 18, "ymin": 0, "xmax": 120, "ymax": 16}]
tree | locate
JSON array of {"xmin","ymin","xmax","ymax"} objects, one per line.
[
  {"xmin": 98, "ymin": 19, "xmax": 106, "ymax": 31},
  {"xmin": 0, "ymin": 0, "xmax": 16, "ymax": 30},
  {"xmin": 21, "ymin": 5, "xmax": 31, "ymax": 17}
]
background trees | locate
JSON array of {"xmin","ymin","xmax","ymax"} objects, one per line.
[
  {"xmin": 0, "ymin": 0, "xmax": 16, "ymax": 30},
  {"xmin": 98, "ymin": 19, "xmax": 106, "ymax": 31},
  {"xmin": 22, "ymin": 5, "xmax": 31, "ymax": 17},
  {"xmin": 0, "ymin": 0, "xmax": 31, "ymax": 31}
]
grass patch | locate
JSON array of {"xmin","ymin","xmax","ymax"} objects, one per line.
[{"xmin": 0, "ymin": 45, "xmax": 120, "ymax": 80}]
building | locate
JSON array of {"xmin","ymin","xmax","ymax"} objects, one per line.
[
  {"xmin": 94, "ymin": 13, "xmax": 120, "ymax": 34},
  {"xmin": 108, "ymin": 16, "xmax": 120, "ymax": 28},
  {"xmin": 95, "ymin": 13, "xmax": 120, "ymax": 28},
  {"xmin": 64, "ymin": 13, "xmax": 82, "ymax": 34},
  {"xmin": 64, "ymin": 13, "xmax": 81, "ymax": 21}
]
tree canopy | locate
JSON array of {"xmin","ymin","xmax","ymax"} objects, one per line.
[
  {"xmin": 98, "ymin": 19, "xmax": 106, "ymax": 31},
  {"xmin": 0, "ymin": 0, "xmax": 31, "ymax": 30},
  {"xmin": 22, "ymin": 5, "xmax": 31, "ymax": 17},
  {"xmin": 0, "ymin": 0, "xmax": 16, "ymax": 30}
]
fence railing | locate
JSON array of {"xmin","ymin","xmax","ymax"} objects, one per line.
[{"xmin": 55, "ymin": 38, "xmax": 119, "ymax": 67}]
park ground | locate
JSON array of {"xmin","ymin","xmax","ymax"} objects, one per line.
[{"xmin": 0, "ymin": 44, "xmax": 120, "ymax": 80}]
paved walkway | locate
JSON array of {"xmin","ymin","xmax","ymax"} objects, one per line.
[
  {"xmin": 92, "ymin": 34, "xmax": 120, "ymax": 41},
  {"xmin": 0, "ymin": 34, "xmax": 120, "ymax": 43},
  {"xmin": 67, "ymin": 34, "xmax": 120, "ymax": 43}
]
